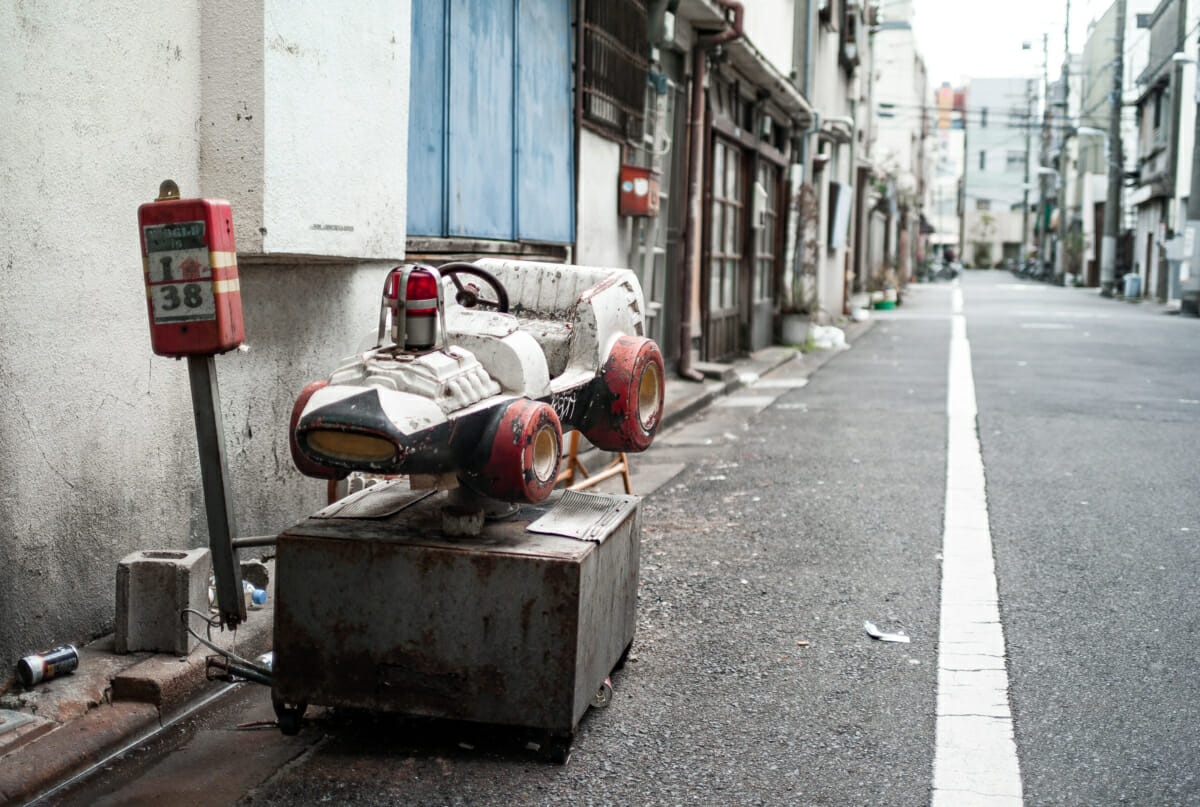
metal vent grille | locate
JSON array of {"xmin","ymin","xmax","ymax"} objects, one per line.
[{"xmin": 527, "ymin": 490, "xmax": 639, "ymax": 542}]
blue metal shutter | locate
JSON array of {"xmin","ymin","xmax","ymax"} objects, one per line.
[
  {"xmin": 447, "ymin": 0, "xmax": 515, "ymax": 239},
  {"xmin": 516, "ymin": 0, "xmax": 574, "ymax": 242},
  {"xmin": 407, "ymin": 0, "xmax": 574, "ymax": 243},
  {"xmin": 407, "ymin": 0, "xmax": 448, "ymax": 236}
]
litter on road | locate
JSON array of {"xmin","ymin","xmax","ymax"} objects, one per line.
[{"xmin": 864, "ymin": 621, "xmax": 911, "ymax": 644}]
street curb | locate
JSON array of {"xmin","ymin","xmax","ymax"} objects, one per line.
[
  {"xmin": 660, "ymin": 378, "xmax": 727, "ymax": 432},
  {"xmin": 0, "ymin": 607, "xmax": 273, "ymax": 805},
  {"xmin": 660, "ymin": 319, "xmax": 873, "ymax": 432},
  {"xmin": 0, "ymin": 701, "xmax": 160, "ymax": 805}
]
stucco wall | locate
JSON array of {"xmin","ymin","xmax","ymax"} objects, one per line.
[
  {"xmin": 575, "ymin": 129, "xmax": 633, "ymax": 269},
  {"xmin": 741, "ymin": 0, "xmax": 794, "ymax": 72},
  {"xmin": 0, "ymin": 2, "xmax": 409, "ymax": 667},
  {"xmin": 204, "ymin": 0, "xmax": 409, "ymax": 258}
]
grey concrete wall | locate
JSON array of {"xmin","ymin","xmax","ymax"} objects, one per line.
[{"xmin": 0, "ymin": 2, "xmax": 408, "ymax": 668}]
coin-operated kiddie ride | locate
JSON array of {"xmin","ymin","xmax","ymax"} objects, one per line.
[{"xmin": 273, "ymin": 259, "xmax": 664, "ymax": 761}]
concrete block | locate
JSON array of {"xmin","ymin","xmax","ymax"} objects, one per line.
[{"xmin": 115, "ymin": 549, "xmax": 211, "ymax": 655}]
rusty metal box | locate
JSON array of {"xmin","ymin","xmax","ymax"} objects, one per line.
[{"xmin": 271, "ymin": 486, "xmax": 640, "ymax": 738}]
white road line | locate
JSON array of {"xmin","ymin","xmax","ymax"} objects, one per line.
[{"xmin": 932, "ymin": 288, "xmax": 1024, "ymax": 806}]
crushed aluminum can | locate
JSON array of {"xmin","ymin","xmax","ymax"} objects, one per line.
[{"xmin": 16, "ymin": 645, "xmax": 79, "ymax": 687}]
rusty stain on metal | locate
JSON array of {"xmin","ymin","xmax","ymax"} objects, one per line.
[
  {"xmin": 470, "ymin": 553, "xmax": 499, "ymax": 585},
  {"xmin": 519, "ymin": 597, "xmax": 537, "ymax": 638}
]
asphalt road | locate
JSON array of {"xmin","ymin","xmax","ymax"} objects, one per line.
[
  {"xmin": 965, "ymin": 273, "xmax": 1200, "ymax": 805},
  {"xmin": 54, "ymin": 271, "xmax": 1200, "ymax": 806}
]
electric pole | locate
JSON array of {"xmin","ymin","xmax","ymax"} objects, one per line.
[
  {"xmin": 1184, "ymin": 3, "xmax": 1200, "ymax": 312},
  {"xmin": 958, "ymin": 104, "xmax": 968, "ymax": 263},
  {"xmin": 1100, "ymin": 0, "xmax": 1125, "ymax": 297},
  {"xmin": 1055, "ymin": 0, "xmax": 1071, "ymax": 283},
  {"xmin": 1023, "ymin": 78, "xmax": 1034, "ymax": 262},
  {"xmin": 1039, "ymin": 33, "xmax": 1051, "ymax": 271}
]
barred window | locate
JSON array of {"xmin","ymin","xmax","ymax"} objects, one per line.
[{"xmin": 582, "ymin": 0, "xmax": 649, "ymax": 142}]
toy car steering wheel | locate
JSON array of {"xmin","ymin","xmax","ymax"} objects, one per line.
[{"xmin": 439, "ymin": 263, "xmax": 510, "ymax": 314}]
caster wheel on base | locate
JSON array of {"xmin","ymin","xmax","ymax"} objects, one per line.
[
  {"xmin": 272, "ymin": 690, "xmax": 307, "ymax": 736},
  {"xmin": 590, "ymin": 677, "xmax": 613, "ymax": 709},
  {"xmin": 539, "ymin": 732, "xmax": 574, "ymax": 765}
]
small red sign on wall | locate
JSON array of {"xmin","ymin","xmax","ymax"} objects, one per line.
[{"xmin": 619, "ymin": 165, "xmax": 660, "ymax": 217}]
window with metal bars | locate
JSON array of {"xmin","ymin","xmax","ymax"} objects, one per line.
[{"xmin": 582, "ymin": 0, "xmax": 649, "ymax": 142}]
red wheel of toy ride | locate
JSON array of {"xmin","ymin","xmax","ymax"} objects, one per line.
[
  {"xmin": 584, "ymin": 336, "xmax": 665, "ymax": 452},
  {"xmin": 471, "ymin": 399, "xmax": 563, "ymax": 503},
  {"xmin": 289, "ymin": 380, "xmax": 345, "ymax": 480}
]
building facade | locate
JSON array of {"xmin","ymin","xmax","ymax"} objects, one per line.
[
  {"xmin": 930, "ymin": 83, "xmax": 966, "ymax": 259},
  {"xmin": 0, "ymin": 0, "xmax": 938, "ymax": 669},
  {"xmin": 870, "ymin": 0, "xmax": 931, "ymax": 284},
  {"xmin": 1129, "ymin": 0, "xmax": 1197, "ymax": 301},
  {"xmin": 962, "ymin": 77, "xmax": 1036, "ymax": 268},
  {"xmin": 1, "ymin": 1, "xmax": 414, "ymax": 666}
]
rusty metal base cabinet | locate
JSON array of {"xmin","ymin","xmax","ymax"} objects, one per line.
[{"xmin": 271, "ymin": 490, "xmax": 639, "ymax": 756}]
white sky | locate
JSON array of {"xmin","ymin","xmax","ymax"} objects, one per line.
[{"xmin": 910, "ymin": 0, "xmax": 1125, "ymax": 88}]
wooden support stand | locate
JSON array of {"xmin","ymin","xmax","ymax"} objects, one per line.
[{"xmin": 556, "ymin": 431, "xmax": 632, "ymax": 494}]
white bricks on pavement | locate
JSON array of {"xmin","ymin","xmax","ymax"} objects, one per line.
[{"xmin": 931, "ymin": 290, "xmax": 1024, "ymax": 806}]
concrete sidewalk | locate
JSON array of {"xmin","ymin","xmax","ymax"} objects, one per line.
[
  {"xmin": 0, "ymin": 316, "xmax": 871, "ymax": 806},
  {"xmin": 0, "ymin": 603, "xmax": 275, "ymax": 804}
]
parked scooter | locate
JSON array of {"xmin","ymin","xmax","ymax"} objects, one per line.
[
  {"xmin": 922, "ymin": 260, "xmax": 960, "ymax": 281},
  {"xmin": 1016, "ymin": 257, "xmax": 1041, "ymax": 279}
]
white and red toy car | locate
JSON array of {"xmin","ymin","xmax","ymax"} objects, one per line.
[{"xmin": 289, "ymin": 259, "xmax": 665, "ymax": 504}]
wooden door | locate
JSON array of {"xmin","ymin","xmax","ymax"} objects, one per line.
[
  {"xmin": 749, "ymin": 160, "xmax": 781, "ymax": 351},
  {"xmin": 704, "ymin": 137, "xmax": 744, "ymax": 361}
]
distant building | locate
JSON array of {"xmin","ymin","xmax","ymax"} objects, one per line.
[
  {"xmin": 870, "ymin": 0, "xmax": 932, "ymax": 284},
  {"xmin": 962, "ymin": 77, "xmax": 1036, "ymax": 267},
  {"xmin": 931, "ymin": 83, "xmax": 965, "ymax": 259}
]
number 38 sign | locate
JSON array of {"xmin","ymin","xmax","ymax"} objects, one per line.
[{"xmin": 138, "ymin": 183, "xmax": 245, "ymax": 357}]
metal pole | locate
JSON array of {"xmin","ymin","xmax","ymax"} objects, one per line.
[
  {"xmin": 1039, "ymin": 33, "xmax": 1051, "ymax": 272},
  {"xmin": 1055, "ymin": 0, "xmax": 1071, "ymax": 283},
  {"xmin": 1023, "ymin": 79, "xmax": 1034, "ymax": 261},
  {"xmin": 958, "ymin": 108, "xmax": 968, "ymax": 263},
  {"xmin": 1101, "ymin": 0, "xmax": 1126, "ymax": 297},
  {"xmin": 1076, "ymin": 92, "xmax": 1090, "ymax": 284},
  {"xmin": 188, "ymin": 355, "xmax": 246, "ymax": 628}
]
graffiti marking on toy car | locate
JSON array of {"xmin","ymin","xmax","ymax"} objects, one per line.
[{"xmin": 551, "ymin": 389, "xmax": 578, "ymax": 423}]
